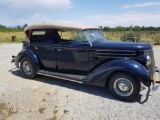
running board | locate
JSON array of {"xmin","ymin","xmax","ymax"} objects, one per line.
[{"xmin": 37, "ymin": 70, "xmax": 86, "ymax": 83}]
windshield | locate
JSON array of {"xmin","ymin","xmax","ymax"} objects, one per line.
[
  {"xmin": 58, "ymin": 29, "xmax": 106, "ymax": 46},
  {"xmin": 84, "ymin": 30, "xmax": 106, "ymax": 45}
]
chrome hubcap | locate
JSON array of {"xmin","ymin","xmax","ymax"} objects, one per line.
[
  {"xmin": 118, "ymin": 82, "xmax": 129, "ymax": 91},
  {"xmin": 22, "ymin": 61, "xmax": 32, "ymax": 75},
  {"xmin": 113, "ymin": 78, "xmax": 133, "ymax": 97}
]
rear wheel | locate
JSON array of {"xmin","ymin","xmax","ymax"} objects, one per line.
[
  {"xmin": 20, "ymin": 57, "xmax": 37, "ymax": 78},
  {"xmin": 109, "ymin": 73, "xmax": 140, "ymax": 101}
]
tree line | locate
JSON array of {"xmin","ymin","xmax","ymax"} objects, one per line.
[
  {"xmin": 0, "ymin": 24, "xmax": 160, "ymax": 32},
  {"xmin": 0, "ymin": 24, "xmax": 28, "ymax": 32},
  {"xmin": 100, "ymin": 25, "xmax": 160, "ymax": 31}
]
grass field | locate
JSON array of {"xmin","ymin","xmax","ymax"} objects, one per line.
[
  {"xmin": 0, "ymin": 31, "xmax": 160, "ymax": 44},
  {"xmin": 0, "ymin": 32, "xmax": 24, "ymax": 43},
  {"xmin": 104, "ymin": 31, "xmax": 160, "ymax": 43}
]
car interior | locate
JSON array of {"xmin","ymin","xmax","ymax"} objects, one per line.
[{"xmin": 28, "ymin": 29, "xmax": 87, "ymax": 45}]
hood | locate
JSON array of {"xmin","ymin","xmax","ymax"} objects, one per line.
[{"xmin": 92, "ymin": 40, "xmax": 152, "ymax": 50}]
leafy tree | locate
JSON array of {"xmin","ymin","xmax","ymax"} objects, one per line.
[
  {"xmin": 16, "ymin": 25, "xmax": 22, "ymax": 30},
  {"xmin": 103, "ymin": 26, "xmax": 110, "ymax": 31},
  {"xmin": 0, "ymin": 25, "xmax": 6, "ymax": 28},
  {"xmin": 120, "ymin": 32, "xmax": 141, "ymax": 42},
  {"xmin": 23, "ymin": 24, "xmax": 28, "ymax": 29},
  {"xmin": 141, "ymin": 26, "xmax": 145, "ymax": 31},
  {"xmin": 157, "ymin": 27, "xmax": 160, "ymax": 31},
  {"xmin": 129, "ymin": 25, "xmax": 133, "ymax": 31},
  {"xmin": 115, "ymin": 26, "xmax": 124, "ymax": 31},
  {"xmin": 133, "ymin": 26, "xmax": 141, "ymax": 31}
]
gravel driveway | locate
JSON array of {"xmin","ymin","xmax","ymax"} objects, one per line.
[{"xmin": 0, "ymin": 43, "xmax": 160, "ymax": 120}]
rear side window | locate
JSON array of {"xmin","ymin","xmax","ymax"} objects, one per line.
[
  {"xmin": 32, "ymin": 31, "xmax": 45, "ymax": 35},
  {"xmin": 30, "ymin": 29, "xmax": 61, "ymax": 44},
  {"xmin": 31, "ymin": 30, "xmax": 46, "ymax": 43}
]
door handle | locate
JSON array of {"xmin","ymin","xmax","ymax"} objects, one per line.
[
  {"xmin": 57, "ymin": 48, "xmax": 62, "ymax": 51},
  {"xmin": 34, "ymin": 47, "xmax": 38, "ymax": 49}
]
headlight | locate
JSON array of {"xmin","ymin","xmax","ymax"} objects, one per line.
[
  {"xmin": 137, "ymin": 55, "xmax": 151, "ymax": 65},
  {"xmin": 146, "ymin": 55, "xmax": 151, "ymax": 65}
]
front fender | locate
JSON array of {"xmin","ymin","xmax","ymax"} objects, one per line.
[
  {"xmin": 15, "ymin": 49, "xmax": 40, "ymax": 70},
  {"xmin": 85, "ymin": 59, "xmax": 151, "ymax": 87}
]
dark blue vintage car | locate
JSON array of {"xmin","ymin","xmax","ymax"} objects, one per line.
[{"xmin": 11, "ymin": 22, "xmax": 160, "ymax": 101}]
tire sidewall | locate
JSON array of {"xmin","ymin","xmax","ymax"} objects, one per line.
[
  {"xmin": 20, "ymin": 57, "xmax": 37, "ymax": 78},
  {"xmin": 109, "ymin": 73, "xmax": 140, "ymax": 101}
]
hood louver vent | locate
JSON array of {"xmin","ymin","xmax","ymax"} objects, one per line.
[{"xmin": 96, "ymin": 50, "xmax": 136, "ymax": 58}]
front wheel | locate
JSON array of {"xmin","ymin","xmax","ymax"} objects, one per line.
[
  {"xmin": 109, "ymin": 73, "xmax": 140, "ymax": 101},
  {"xmin": 20, "ymin": 57, "xmax": 37, "ymax": 79}
]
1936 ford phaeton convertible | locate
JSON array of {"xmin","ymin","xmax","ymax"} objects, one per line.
[{"xmin": 11, "ymin": 22, "xmax": 160, "ymax": 101}]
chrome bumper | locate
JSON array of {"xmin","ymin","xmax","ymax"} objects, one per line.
[{"xmin": 152, "ymin": 67, "xmax": 160, "ymax": 91}]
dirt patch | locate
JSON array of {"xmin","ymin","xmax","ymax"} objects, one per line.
[
  {"xmin": 53, "ymin": 110, "xmax": 58, "ymax": 114},
  {"xmin": 0, "ymin": 102, "xmax": 18, "ymax": 119},
  {"xmin": 39, "ymin": 108, "xmax": 45, "ymax": 114},
  {"xmin": 46, "ymin": 93, "xmax": 51, "ymax": 96},
  {"xmin": 64, "ymin": 109, "xmax": 69, "ymax": 114},
  {"xmin": 42, "ymin": 98, "xmax": 46, "ymax": 102},
  {"xmin": 48, "ymin": 115, "xmax": 57, "ymax": 120},
  {"xmin": 48, "ymin": 106, "xmax": 67, "ymax": 120}
]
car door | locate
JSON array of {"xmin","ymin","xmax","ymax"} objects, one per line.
[
  {"xmin": 30, "ymin": 29, "xmax": 57, "ymax": 69},
  {"xmin": 56, "ymin": 41, "xmax": 90, "ymax": 74},
  {"xmin": 31, "ymin": 44, "xmax": 57, "ymax": 69}
]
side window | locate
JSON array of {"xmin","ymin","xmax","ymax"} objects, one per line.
[
  {"xmin": 31, "ymin": 30, "xmax": 46, "ymax": 44},
  {"xmin": 32, "ymin": 31, "xmax": 45, "ymax": 35},
  {"xmin": 30, "ymin": 29, "xmax": 61, "ymax": 44},
  {"xmin": 58, "ymin": 30, "xmax": 87, "ymax": 41}
]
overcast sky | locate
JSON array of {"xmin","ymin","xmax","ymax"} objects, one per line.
[{"xmin": 0, "ymin": 0, "xmax": 160, "ymax": 27}]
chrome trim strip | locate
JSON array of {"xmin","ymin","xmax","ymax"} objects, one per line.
[
  {"xmin": 37, "ymin": 72, "xmax": 83, "ymax": 84},
  {"xmin": 97, "ymin": 56, "xmax": 134, "ymax": 59},
  {"xmin": 96, "ymin": 50, "xmax": 136, "ymax": 53},
  {"xmin": 97, "ymin": 53, "xmax": 136, "ymax": 56}
]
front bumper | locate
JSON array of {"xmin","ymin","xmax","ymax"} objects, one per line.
[
  {"xmin": 11, "ymin": 55, "xmax": 16, "ymax": 63},
  {"xmin": 152, "ymin": 66, "xmax": 160, "ymax": 91}
]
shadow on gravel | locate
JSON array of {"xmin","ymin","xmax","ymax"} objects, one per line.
[
  {"xmin": 9, "ymin": 68, "xmax": 24, "ymax": 77},
  {"xmin": 10, "ymin": 68, "xmax": 151, "ymax": 104},
  {"xmin": 136, "ymin": 87, "xmax": 151, "ymax": 104}
]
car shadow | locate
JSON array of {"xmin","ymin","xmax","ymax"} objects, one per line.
[{"xmin": 9, "ymin": 68, "xmax": 151, "ymax": 104}]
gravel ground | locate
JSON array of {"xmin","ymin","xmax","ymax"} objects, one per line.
[{"xmin": 0, "ymin": 43, "xmax": 160, "ymax": 120}]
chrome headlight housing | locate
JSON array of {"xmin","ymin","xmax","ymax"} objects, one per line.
[
  {"xmin": 144, "ymin": 50, "xmax": 152, "ymax": 65},
  {"xmin": 137, "ymin": 54, "xmax": 151, "ymax": 65},
  {"xmin": 146, "ymin": 55, "xmax": 151, "ymax": 65}
]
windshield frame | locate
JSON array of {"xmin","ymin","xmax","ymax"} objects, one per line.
[
  {"xmin": 83, "ymin": 29, "xmax": 106, "ymax": 47},
  {"xmin": 57, "ymin": 29, "xmax": 106, "ymax": 47}
]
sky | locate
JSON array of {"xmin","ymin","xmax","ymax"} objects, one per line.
[{"xmin": 0, "ymin": 0, "xmax": 160, "ymax": 27}]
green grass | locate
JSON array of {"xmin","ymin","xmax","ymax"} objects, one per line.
[
  {"xmin": 0, "ymin": 31, "xmax": 160, "ymax": 43},
  {"xmin": 103, "ymin": 31, "xmax": 160, "ymax": 43},
  {"xmin": 0, "ymin": 32, "xmax": 24, "ymax": 43}
]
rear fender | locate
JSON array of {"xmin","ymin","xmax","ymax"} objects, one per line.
[
  {"xmin": 15, "ymin": 49, "xmax": 40, "ymax": 70},
  {"xmin": 85, "ymin": 59, "xmax": 151, "ymax": 87}
]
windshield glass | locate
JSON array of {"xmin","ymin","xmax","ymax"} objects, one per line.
[
  {"xmin": 84, "ymin": 30, "xmax": 106, "ymax": 44},
  {"xmin": 58, "ymin": 29, "xmax": 106, "ymax": 46},
  {"xmin": 58, "ymin": 30, "xmax": 87, "ymax": 40}
]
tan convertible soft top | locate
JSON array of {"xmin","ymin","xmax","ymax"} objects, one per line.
[{"xmin": 24, "ymin": 21, "xmax": 100, "ymax": 31}]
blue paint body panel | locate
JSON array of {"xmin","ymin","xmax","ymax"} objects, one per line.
[{"xmin": 14, "ymin": 40, "xmax": 154, "ymax": 87}]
